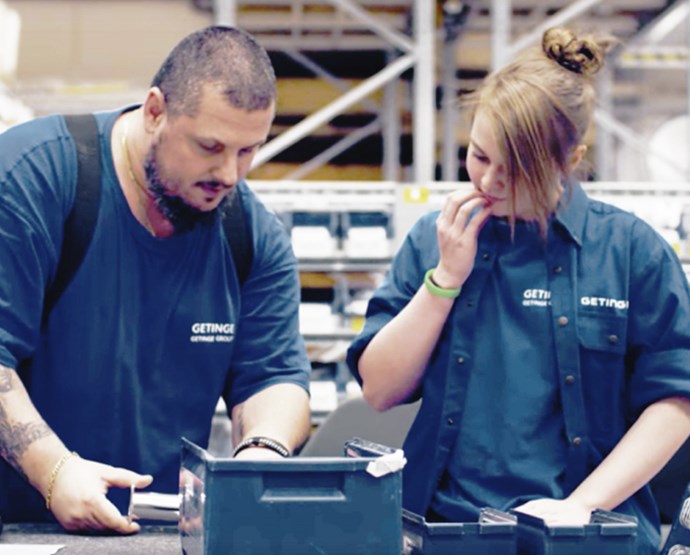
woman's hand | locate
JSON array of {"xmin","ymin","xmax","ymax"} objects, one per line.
[
  {"xmin": 434, "ymin": 190, "xmax": 493, "ymax": 289},
  {"xmin": 513, "ymin": 497, "xmax": 593, "ymax": 526}
]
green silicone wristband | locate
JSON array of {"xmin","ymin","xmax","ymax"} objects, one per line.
[{"xmin": 424, "ymin": 268, "xmax": 461, "ymax": 298}]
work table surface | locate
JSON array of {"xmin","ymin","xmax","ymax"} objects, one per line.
[{"xmin": 0, "ymin": 523, "xmax": 182, "ymax": 554}]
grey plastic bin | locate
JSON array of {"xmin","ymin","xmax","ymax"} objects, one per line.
[
  {"xmin": 179, "ymin": 438, "xmax": 403, "ymax": 555},
  {"xmin": 402, "ymin": 507, "xmax": 517, "ymax": 555},
  {"xmin": 513, "ymin": 508, "xmax": 638, "ymax": 555}
]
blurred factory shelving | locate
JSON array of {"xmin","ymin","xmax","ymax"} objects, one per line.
[
  {"xmin": 265, "ymin": 179, "xmax": 690, "ymax": 419},
  {"xmin": 2, "ymin": 0, "xmax": 689, "ymax": 183}
]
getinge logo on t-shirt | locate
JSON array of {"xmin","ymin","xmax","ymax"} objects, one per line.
[{"xmin": 190, "ymin": 322, "xmax": 235, "ymax": 343}]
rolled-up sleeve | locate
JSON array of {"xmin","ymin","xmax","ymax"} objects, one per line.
[
  {"xmin": 627, "ymin": 219, "xmax": 690, "ymax": 414},
  {"xmin": 346, "ymin": 212, "xmax": 439, "ymax": 385}
]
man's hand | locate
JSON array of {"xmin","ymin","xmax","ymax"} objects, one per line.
[
  {"xmin": 233, "ymin": 446, "xmax": 286, "ymax": 461},
  {"xmin": 49, "ymin": 455, "xmax": 153, "ymax": 533}
]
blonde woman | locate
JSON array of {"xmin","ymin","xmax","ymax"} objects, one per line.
[{"xmin": 347, "ymin": 27, "xmax": 690, "ymax": 554}]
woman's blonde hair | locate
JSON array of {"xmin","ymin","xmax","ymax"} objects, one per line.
[{"xmin": 466, "ymin": 27, "xmax": 616, "ymax": 235}]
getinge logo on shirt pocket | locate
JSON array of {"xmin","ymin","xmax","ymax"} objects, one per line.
[
  {"xmin": 580, "ymin": 296, "xmax": 629, "ymax": 310},
  {"xmin": 190, "ymin": 322, "xmax": 235, "ymax": 343}
]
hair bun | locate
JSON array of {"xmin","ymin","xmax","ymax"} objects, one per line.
[{"xmin": 542, "ymin": 27, "xmax": 608, "ymax": 77}]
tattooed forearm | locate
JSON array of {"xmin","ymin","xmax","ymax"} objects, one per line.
[
  {"xmin": 0, "ymin": 365, "xmax": 13, "ymax": 393},
  {"xmin": 0, "ymin": 401, "xmax": 52, "ymax": 478}
]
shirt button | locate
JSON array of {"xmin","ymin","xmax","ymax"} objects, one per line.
[
  {"xmin": 457, "ymin": 357, "xmax": 465, "ymax": 364},
  {"xmin": 482, "ymin": 253, "xmax": 490, "ymax": 261},
  {"xmin": 447, "ymin": 418, "xmax": 454, "ymax": 425},
  {"xmin": 572, "ymin": 437, "xmax": 582, "ymax": 446},
  {"xmin": 553, "ymin": 266, "xmax": 562, "ymax": 273},
  {"xmin": 558, "ymin": 316, "xmax": 569, "ymax": 327},
  {"xmin": 608, "ymin": 334, "xmax": 618, "ymax": 344},
  {"xmin": 565, "ymin": 374, "xmax": 575, "ymax": 384},
  {"xmin": 467, "ymin": 301, "xmax": 474, "ymax": 307}
]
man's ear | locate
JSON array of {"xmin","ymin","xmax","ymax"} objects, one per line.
[
  {"xmin": 569, "ymin": 144, "xmax": 588, "ymax": 171},
  {"xmin": 142, "ymin": 87, "xmax": 167, "ymax": 133}
]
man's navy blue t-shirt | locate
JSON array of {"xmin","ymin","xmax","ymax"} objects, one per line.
[{"xmin": 0, "ymin": 109, "xmax": 310, "ymax": 519}]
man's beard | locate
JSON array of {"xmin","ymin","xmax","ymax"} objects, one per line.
[{"xmin": 144, "ymin": 146, "xmax": 233, "ymax": 234}]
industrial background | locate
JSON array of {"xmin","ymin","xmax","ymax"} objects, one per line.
[
  {"xmin": 1, "ymin": 0, "xmax": 690, "ymax": 497},
  {"xmin": 2, "ymin": 0, "xmax": 690, "ymax": 543}
]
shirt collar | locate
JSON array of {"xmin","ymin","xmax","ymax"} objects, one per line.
[{"xmin": 553, "ymin": 180, "xmax": 587, "ymax": 247}]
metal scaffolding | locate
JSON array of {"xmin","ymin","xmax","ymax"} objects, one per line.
[
  {"xmin": 488, "ymin": 0, "xmax": 690, "ymax": 182},
  {"xmin": 218, "ymin": 0, "xmax": 438, "ymax": 183},
  {"xmin": 213, "ymin": 0, "xmax": 690, "ymax": 183}
]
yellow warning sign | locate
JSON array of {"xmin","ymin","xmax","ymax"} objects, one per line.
[{"xmin": 403, "ymin": 186, "xmax": 430, "ymax": 204}]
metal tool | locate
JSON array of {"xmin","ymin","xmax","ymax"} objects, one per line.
[{"xmin": 127, "ymin": 485, "xmax": 180, "ymax": 523}]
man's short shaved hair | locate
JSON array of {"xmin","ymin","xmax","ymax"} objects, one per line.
[{"xmin": 152, "ymin": 26, "xmax": 276, "ymax": 116}]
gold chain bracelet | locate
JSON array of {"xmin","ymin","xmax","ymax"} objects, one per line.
[{"xmin": 45, "ymin": 451, "xmax": 78, "ymax": 510}]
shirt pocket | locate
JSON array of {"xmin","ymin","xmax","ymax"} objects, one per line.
[
  {"xmin": 577, "ymin": 312, "xmax": 629, "ymax": 442},
  {"xmin": 577, "ymin": 312, "xmax": 628, "ymax": 355}
]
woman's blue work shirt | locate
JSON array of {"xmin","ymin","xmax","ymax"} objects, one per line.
[{"xmin": 347, "ymin": 182, "xmax": 690, "ymax": 554}]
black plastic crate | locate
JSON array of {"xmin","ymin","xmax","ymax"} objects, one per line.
[
  {"xmin": 513, "ymin": 509, "xmax": 637, "ymax": 555},
  {"xmin": 402, "ymin": 508, "xmax": 517, "ymax": 555},
  {"xmin": 179, "ymin": 438, "xmax": 403, "ymax": 555}
]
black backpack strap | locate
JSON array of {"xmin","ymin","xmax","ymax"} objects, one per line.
[
  {"xmin": 43, "ymin": 114, "xmax": 102, "ymax": 319},
  {"xmin": 222, "ymin": 190, "xmax": 253, "ymax": 286},
  {"xmin": 45, "ymin": 113, "xmax": 250, "ymax": 319}
]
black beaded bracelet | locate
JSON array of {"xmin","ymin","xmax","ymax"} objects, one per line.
[{"xmin": 232, "ymin": 436, "xmax": 290, "ymax": 458}]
